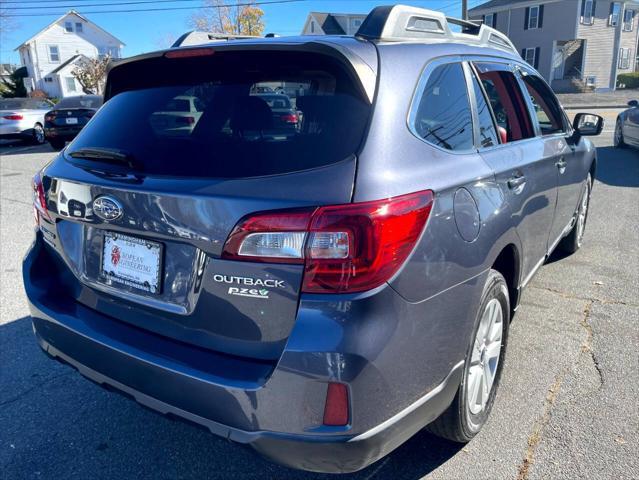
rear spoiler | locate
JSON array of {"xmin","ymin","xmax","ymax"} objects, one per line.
[{"xmin": 104, "ymin": 40, "xmax": 377, "ymax": 103}]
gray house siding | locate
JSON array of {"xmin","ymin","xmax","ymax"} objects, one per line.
[
  {"xmin": 471, "ymin": 1, "xmax": 579, "ymax": 81},
  {"xmin": 471, "ymin": 0, "xmax": 639, "ymax": 92}
]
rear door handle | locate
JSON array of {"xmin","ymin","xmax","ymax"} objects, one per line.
[
  {"xmin": 556, "ymin": 157, "xmax": 567, "ymax": 173},
  {"xmin": 507, "ymin": 174, "xmax": 526, "ymax": 194}
]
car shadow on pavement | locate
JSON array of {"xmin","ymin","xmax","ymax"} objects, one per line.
[
  {"xmin": 595, "ymin": 146, "xmax": 639, "ymax": 187},
  {"xmin": 1, "ymin": 316, "xmax": 462, "ymax": 480}
]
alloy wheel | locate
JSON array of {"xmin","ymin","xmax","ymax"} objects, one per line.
[{"xmin": 467, "ymin": 298, "xmax": 503, "ymax": 416}]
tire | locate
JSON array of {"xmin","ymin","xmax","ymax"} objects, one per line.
[
  {"xmin": 614, "ymin": 118, "xmax": 625, "ymax": 148},
  {"xmin": 559, "ymin": 173, "xmax": 591, "ymax": 255},
  {"xmin": 29, "ymin": 123, "xmax": 45, "ymax": 145},
  {"xmin": 428, "ymin": 269, "xmax": 510, "ymax": 443},
  {"xmin": 48, "ymin": 139, "xmax": 66, "ymax": 151}
]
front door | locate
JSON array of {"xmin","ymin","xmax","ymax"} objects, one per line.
[
  {"xmin": 518, "ymin": 69, "xmax": 583, "ymax": 251},
  {"xmin": 552, "ymin": 45, "xmax": 565, "ymax": 80}
]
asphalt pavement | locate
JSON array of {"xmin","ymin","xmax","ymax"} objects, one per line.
[{"xmin": 1, "ymin": 116, "xmax": 637, "ymax": 479}]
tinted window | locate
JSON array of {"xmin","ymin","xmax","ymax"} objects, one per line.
[
  {"xmin": 68, "ymin": 51, "xmax": 371, "ymax": 178},
  {"xmin": 471, "ymin": 73, "xmax": 499, "ymax": 148},
  {"xmin": 521, "ymin": 74, "xmax": 565, "ymax": 135},
  {"xmin": 412, "ymin": 63, "xmax": 474, "ymax": 151},
  {"xmin": 55, "ymin": 96, "xmax": 103, "ymax": 109},
  {"xmin": 474, "ymin": 63, "xmax": 535, "ymax": 142}
]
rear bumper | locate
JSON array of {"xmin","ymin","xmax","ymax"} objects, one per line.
[
  {"xmin": 24, "ymin": 235, "xmax": 468, "ymax": 473},
  {"xmin": 0, "ymin": 124, "xmax": 33, "ymax": 139},
  {"xmin": 44, "ymin": 126, "xmax": 82, "ymax": 140}
]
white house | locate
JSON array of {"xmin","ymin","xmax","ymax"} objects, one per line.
[
  {"xmin": 15, "ymin": 11, "xmax": 124, "ymax": 98},
  {"xmin": 301, "ymin": 12, "xmax": 367, "ymax": 35}
]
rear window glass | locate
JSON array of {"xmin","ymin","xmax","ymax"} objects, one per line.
[
  {"xmin": 55, "ymin": 96, "xmax": 103, "ymax": 109},
  {"xmin": 66, "ymin": 51, "xmax": 371, "ymax": 178}
]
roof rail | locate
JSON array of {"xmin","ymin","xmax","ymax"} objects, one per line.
[
  {"xmin": 355, "ymin": 5, "xmax": 518, "ymax": 56},
  {"xmin": 172, "ymin": 31, "xmax": 261, "ymax": 48}
]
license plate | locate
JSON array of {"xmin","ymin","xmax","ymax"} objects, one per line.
[
  {"xmin": 101, "ymin": 232, "xmax": 162, "ymax": 294},
  {"xmin": 66, "ymin": 117, "xmax": 79, "ymax": 125}
]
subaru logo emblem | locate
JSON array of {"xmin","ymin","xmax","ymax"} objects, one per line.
[{"xmin": 93, "ymin": 196, "xmax": 123, "ymax": 221}]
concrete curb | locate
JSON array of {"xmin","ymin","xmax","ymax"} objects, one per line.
[{"xmin": 563, "ymin": 105, "xmax": 627, "ymax": 110}]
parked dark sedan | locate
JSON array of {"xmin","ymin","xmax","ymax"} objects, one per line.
[
  {"xmin": 44, "ymin": 95, "xmax": 103, "ymax": 150},
  {"xmin": 254, "ymin": 93, "xmax": 299, "ymax": 130}
]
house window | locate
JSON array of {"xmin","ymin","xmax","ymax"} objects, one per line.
[
  {"xmin": 351, "ymin": 19, "xmax": 362, "ymax": 29},
  {"xmin": 610, "ymin": 2, "xmax": 622, "ymax": 26},
  {"xmin": 524, "ymin": 47, "xmax": 538, "ymax": 68},
  {"xmin": 75, "ymin": 22, "xmax": 83, "ymax": 33},
  {"xmin": 64, "ymin": 21, "xmax": 73, "ymax": 33},
  {"xmin": 484, "ymin": 13, "xmax": 495, "ymax": 28},
  {"xmin": 623, "ymin": 9, "xmax": 635, "ymax": 31},
  {"xmin": 581, "ymin": 0, "xmax": 595, "ymax": 25},
  {"xmin": 619, "ymin": 47, "xmax": 631, "ymax": 69},
  {"xmin": 44, "ymin": 77, "xmax": 53, "ymax": 83},
  {"xmin": 65, "ymin": 77, "xmax": 77, "ymax": 92},
  {"xmin": 48, "ymin": 45, "xmax": 60, "ymax": 63},
  {"xmin": 310, "ymin": 21, "xmax": 315, "ymax": 33},
  {"xmin": 527, "ymin": 5, "xmax": 540, "ymax": 29}
]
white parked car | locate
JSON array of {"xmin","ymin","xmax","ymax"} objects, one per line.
[{"xmin": 0, "ymin": 98, "xmax": 53, "ymax": 144}]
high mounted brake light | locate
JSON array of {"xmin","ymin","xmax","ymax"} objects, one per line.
[
  {"xmin": 222, "ymin": 190, "xmax": 434, "ymax": 293},
  {"xmin": 164, "ymin": 48, "xmax": 216, "ymax": 59}
]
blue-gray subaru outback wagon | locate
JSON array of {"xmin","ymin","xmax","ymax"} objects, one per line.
[{"xmin": 23, "ymin": 5, "xmax": 603, "ymax": 474}]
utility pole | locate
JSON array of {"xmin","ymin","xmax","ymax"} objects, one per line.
[{"xmin": 462, "ymin": 0, "xmax": 468, "ymax": 20}]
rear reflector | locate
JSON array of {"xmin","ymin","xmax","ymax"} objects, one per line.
[
  {"xmin": 164, "ymin": 48, "xmax": 215, "ymax": 59},
  {"xmin": 222, "ymin": 190, "xmax": 434, "ymax": 293},
  {"xmin": 3, "ymin": 114, "xmax": 23, "ymax": 120},
  {"xmin": 323, "ymin": 383, "xmax": 349, "ymax": 426}
]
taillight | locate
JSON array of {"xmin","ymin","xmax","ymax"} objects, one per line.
[
  {"xmin": 3, "ymin": 114, "xmax": 23, "ymax": 120},
  {"xmin": 175, "ymin": 116, "xmax": 195, "ymax": 125},
  {"xmin": 222, "ymin": 190, "xmax": 434, "ymax": 293},
  {"xmin": 33, "ymin": 172, "xmax": 50, "ymax": 223},
  {"xmin": 45, "ymin": 114, "xmax": 56, "ymax": 122},
  {"xmin": 280, "ymin": 113, "xmax": 298, "ymax": 124},
  {"xmin": 86, "ymin": 111, "xmax": 96, "ymax": 118}
]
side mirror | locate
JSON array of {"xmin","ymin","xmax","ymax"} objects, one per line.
[
  {"xmin": 572, "ymin": 113, "xmax": 604, "ymax": 137},
  {"xmin": 628, "ymin": 100, "xmax": 639, "ymax": 108}
]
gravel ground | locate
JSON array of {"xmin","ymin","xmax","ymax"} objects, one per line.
[{"xmin": 1, "ymin": 119, "xmax": 637, "ymax": 479}]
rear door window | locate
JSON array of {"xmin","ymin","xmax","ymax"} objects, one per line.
[
  {"xmin": 469, "ymin": 69, "xmax": 499, "ymax": 148},
  {"xmin": 473, "ymin": 63, "xmax": 535, "ymax": 143},
  {"xmin": 411, "ymin": 62, "xmax": 474, "ymax": 151},
  {"xmin": 67, "ymin": 51, "xmax": 371, "ymax": 178}
]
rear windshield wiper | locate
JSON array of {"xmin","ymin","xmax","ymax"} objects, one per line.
[{"xmin": 67, "ymin": 147, "xmax": 135, "ymax": 168}]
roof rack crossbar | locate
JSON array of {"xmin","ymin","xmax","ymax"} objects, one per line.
[{"xmin": 355, "ymin": 5, "xmax": 518, "ymax": 55}]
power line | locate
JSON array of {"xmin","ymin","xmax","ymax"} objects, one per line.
[
  {"xmin": 1, "ymin": 0, "xmax": 306, "ymax": 17},
  {"xmin": 3, "ymin": 0, "xmax": 205, "ymax": 10}
]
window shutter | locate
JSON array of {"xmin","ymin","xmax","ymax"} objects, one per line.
[
  {"xmin": 593, "ymin": 0, "xmax": 597, "ymax": 17},
  {"xmin": 525, "ymin": 7, "xmax": 530, "ymax": 29},
  {"xmin": 539, "ymin": 5, "xmax": 544, "ymax": 28},
  {"xmin": 483, "ymin": 14, "xmax": 486, "ymax": 24},
  {"xmin": 522, "ymin": 48, "xmax": 527, "ymax": 59},
  {"xmin": 494, "ymin": 12, "xmax": 498, "ymax": 28},
  {"xmin": 581, "ymin": 0, "xmax": 586, "ymax": 21},
  {"xmin": 534, "ymin": 47, "xmax": 541, "ymax": 69},
  {"xmin": 609, "ymin": 2, "xmax": 614, "ymax": 25}
]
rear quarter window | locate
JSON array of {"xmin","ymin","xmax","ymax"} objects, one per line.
[{"xmin": 410, "ymin": 62, "xmax": 474, "ymax": 151}]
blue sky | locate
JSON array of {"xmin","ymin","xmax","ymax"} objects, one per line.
[{"xmin": 0, "ymin": 0, "xmax": 486, "ymax": 65}]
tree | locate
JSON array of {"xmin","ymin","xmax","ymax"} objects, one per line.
[
  {"xmin": 1, "ymin": 66, "xmax": 28, "ymax": 98},
  {"xmin": 189, "ymin": 0, "xmax": 265, "ymax": 36},
  {"xmin": 71, "ymin": 55, "xmax": 111, "ymax": 95}
]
